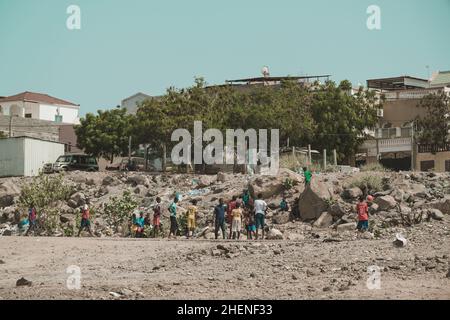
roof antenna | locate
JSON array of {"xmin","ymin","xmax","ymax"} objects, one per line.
[{"xmin": 262, "ymin": 66, "xmax": 270, "ymax": 78}]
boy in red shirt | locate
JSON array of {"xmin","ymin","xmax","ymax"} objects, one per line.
[
  {"xmin": 78, "ymin": 204, "xmax": 94, "ymax": 237},
  {"xmin": 356, "ymin": 196, "xmax": 369, "ymax": 232}
]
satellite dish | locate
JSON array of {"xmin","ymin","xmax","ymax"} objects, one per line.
[{"xmin": 262, "ymin": 66, "xmax": 270, "ymax": 78}]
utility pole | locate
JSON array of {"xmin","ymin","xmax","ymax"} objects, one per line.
[
  {"xmin": 307, "ymin": 144, "xmax": 312, "ymax": 166},
  {"xmin": 128, "ymin": 136, "xmax": 132, "ymax": 161},
  {"xmin": 333, "ymin": 149, "xmax": 337, "ymax": 166},
  {"xmin": 8, "ymin": 115, "xmax": 15, "ymax": 137},
  {"xmin": 323, "ymin": 149, "xmax": 327, "ymax": 170}
]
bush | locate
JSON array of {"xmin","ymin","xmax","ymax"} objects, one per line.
[
  {"xmin": 283, "ymin": 178, "xmax": 294, "ymax": 190},
  {"xmin": 360, "ymin": 163, "xmax": 390, "ymax": 172},
  {"xmin": 104, "ymin": 190, "xmax": 138, "ymax": 233},
  {"xmin": 18, "ymin": 174, "xmax": 75, "ymax": 234},
  {"xmin": 348, "ymin": 174, "xmax": 384, "ymax": 194}
]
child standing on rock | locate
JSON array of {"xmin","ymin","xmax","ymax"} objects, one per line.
[{"xmin": 356, "ymin": 196, "xmax": 369, "ymax": 233}]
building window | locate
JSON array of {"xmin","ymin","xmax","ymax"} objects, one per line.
[
  {"xmin": 25, "ymin": 113, "xmax": 32, "ymax": 118},
  {"xmin": 420, "ymin": 160, "xmax": 435, "ymax": 172},
  {"xmin": 55, "ymin": 115, "xmax": 63, "ymax": 123},
  {"xmin": 445, "ymin": 160, "xmax": 450, "ymax": 172}
]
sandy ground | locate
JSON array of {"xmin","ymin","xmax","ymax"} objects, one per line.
[{"xmin": 0, "ymin": 235, "xmax": 449, "ymax": 300}]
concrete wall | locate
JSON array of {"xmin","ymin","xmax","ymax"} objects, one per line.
[
  {"xmin": 416, "ymin": 151, "xmax": 450, "ymax": 172},
  {"xmin": 382, "ymin": 99, "xmax": 427, "ymax": 127},
  {"xmin": 0, "ymin": 115, "xmax": 59, "ymax": 141},
  {"xmin": 39, "ymin": 104, "xmax": 79, "ymax": 124},
  {"xmin": 0, "ymin": 138, "xmax": 25, "ymax": 177},
  {"xmin": 23, "ymin": 138, "xmax": 64, "ymax": 176},
  {"xmin": 122, "ymin": 94, "xmax": 151, "ymax": 115}
]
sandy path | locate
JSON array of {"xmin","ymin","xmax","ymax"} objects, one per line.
[{"xmin": 0, "ymin": 236, "xmax": 449, "ymax": 300}]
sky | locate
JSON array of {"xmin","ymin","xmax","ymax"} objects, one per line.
[{"xmin": 0, "ymin": 0, "xmax": 449, "ymax": 116}]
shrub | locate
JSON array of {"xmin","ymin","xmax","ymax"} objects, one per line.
[
  {"xmin": 360, "ymin": 162, "xmax": 390, "ymax": 172},
  {"xmin": 348, "ymin": 174, "xmax": 384, "ymax": 194},
  {"xmin": 283, "ymin": 178, "xmax": 294, "ymax": 190},
  {"xmin": 103, "ymin": 190, "xmax": 138, "ymax": 232},
  {"xmin": 18, "ymin": 174, "xmax": 75, "ymax": 234}
]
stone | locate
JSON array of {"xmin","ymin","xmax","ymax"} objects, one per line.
[
  {"xmin": 216, "ymin": 172, "xmax": 226, "ymax": 183},
  {"xmin": 211, "ymin": 250, "xmax": 222, "ymax": 257},
  {"xmin": 313, "ymin": 212, "xmax": 333, "ymax": 228},
  {"xmin": 298, "ymin": 180, "xmax": 334, "ymax": 221},
  {"xmin": 393, "ymin": 233, "xmax": 407, "ymax": 247},
  {"xmin": 266, "ymin": 228, "xmax": 283, "ymax": 240},
  {"xmin": 429, "ymin": 209, "xmax": 444, "ymax": 221},
  {"xmin": 336, "ymin": 222, "xmax": 356, "ymax": 232},
  {"xmin": 16, "ymin": 277, "xmax": 32, "ymax": 287},
  {"xmin": 102, "ymin": 176, "xmax": 119, "ymax": 186},
  {"xmin": 428, "ymin": 198, "xmax": 450, "ymax": 215},
  {"xmin": 197, "ymin": 176, "xmax": 215, "ymax": 188},
  {"xmin": 68, "ymin": 192, "xmax": 86, "ymax": 208},
  {"xmin": 249, "ymin": 176, "xmax": 284, "ymax": 199},
  {"xmin": 368, "ymin": 203, "xmax": 379, "ymax": 214},
  {"xmin": 374, "ymin": 195, "xmax": 397, "ymax": 211},
  {"xmin": 343, "ymin": 187, "xmax": 363, "ymax": 199},
  {"xmin": 127, "ymin": 175, "xmax": 150, "ymax": 187},
  {"xmin": 329, "ymin": 202, "xmax": 348, "ymax": 218},
  {"xmin": 0, "ymin": 180, "xmax": 21, "ymax": 208},
  {"xmin": 109, "ymin": 292, "xmax": 121, "ymax": 298},
  {"xmin": 272, "ymin": 212, "xmax": 290, "ymax": 225},
  {"xmin": 60, "ymin": 214, "xmax": 75, "ymax": 224}
]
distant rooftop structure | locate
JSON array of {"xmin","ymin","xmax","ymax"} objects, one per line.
[
  {"xmin": 226, "ymin": 75, "xmax": 332, "ymax": 86},
  {"xmin": 366, "ymin": 76, "xmax": 429, "ymax": 91},
  {"xmin": 430, "ymin": 70, "xmax": 450, "ymax": 88}
]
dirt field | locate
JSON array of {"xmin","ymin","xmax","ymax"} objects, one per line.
[{"xmin": 0, "ymin": 234, "xmax": 449, "ymax": 300}]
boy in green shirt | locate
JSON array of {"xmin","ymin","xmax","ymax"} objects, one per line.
[{"xmin": 303, "ymin": 167, "xmax": 312, "ymax": 187}]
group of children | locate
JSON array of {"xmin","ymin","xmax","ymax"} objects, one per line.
[{"xmin": 20, "ymin": 166, "xmax": 373, "ymax": 238}]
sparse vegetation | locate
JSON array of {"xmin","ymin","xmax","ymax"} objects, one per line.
[
  {"xmin": 17, "ymin": 174, "xmax": 75, "ymax": 234},
  {"xmin": 103, "ymin": 190, "xmax": 138, "ymax": 233},
  {"xmin": 347, "ymin": 173, "xmax": 384, "ymax": 194},
  {"xmin": 360, "ymin": 162, "xmax": 390, "ymax": 172}
]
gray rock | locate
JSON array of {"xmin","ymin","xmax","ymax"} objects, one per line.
[
  {"xmin": 329, "ymin": 202, "xmax": 348, "ymax": 218},
  {"xmin": 16, "ymin": 277, "xmax": 32, "ymax": 287},
  {"xmin": 216, "ymin": 172, "xmax": 226, "ymax": 183},
  {"xmin": 68, "ymin": 192, "xmax": 86, "ymax": 208},
  {"xmin": 266, "ymin": 228, "xmax": 283, "ymax": 240},
  {"xmin": 273, "ymin": 212, "xmax": 290, "ymax": 225},
  {"xmin": 313, "ymin": 212, "xmax": 333, "ymax": 228},
  {"xmin": 298, "ymin": 180, "xmax": 334, "ymax": 221},
  {"xmin": 102, "ymin": 176, "xmax": 118, "ymax": 186},
  {"xmin": 429, "ymin": 209, "xmax": 444, "ymax": 221},
  {"xmin": 336, "ymin": 222, "xmax": 356, "ymax": 232},
  {"xmin": 368, "ymin": 203, "xmax": 379, "ymax": 214},
  {"xmin": 343, "ymin": 187, "xmax": 363, "ymax": 199},
  {"xmin": 374, "ymin": 195, "xmax": 397, "ymax": 211}
]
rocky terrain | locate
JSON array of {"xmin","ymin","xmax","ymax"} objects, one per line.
[{"xmin": 0, "ymin": 169, "xmax": 449, "ymax": 299}]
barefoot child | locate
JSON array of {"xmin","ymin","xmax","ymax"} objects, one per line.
[
  {"xmin": 25, "ymin": 205, "xmax": 37, "ymax": 236},
  {"xmin": 356, "ymin": 196, "xmax": 369, "ymax": 232},
  {"xmin": 168, "ymin": 197, "xmax": 179, "ymax": 239},
  {"xmin": 152, "ymin": 197, "xmax": 162, "ymax": 237},
  {"xmin": 245, "ymin": 211, "xmax": 256, "ymax": 240},
  {"xmin": 186, "ymin": 199, "xmax": 198, "ymax": 239},
  {"xmin": 231, "ymin": 202, "xmax": 243, "ymax": 240},
  {"xmin": 78, "ymin": 204, "xmax": 94, "ymax": 237}
]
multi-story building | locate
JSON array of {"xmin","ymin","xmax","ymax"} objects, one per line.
[{"xmin": 0, "ymin": 91, "xmax": 80, "ymax": 125}]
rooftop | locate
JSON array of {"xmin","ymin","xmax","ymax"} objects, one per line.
[
  {"xmin": 430, "ymin": 71, "xmax": 450, "ymax": 87},
  {"xmin": 367, "ymin": 75, "xmax": 429, "ymax": 91},
  {"xmin": 0, "ymin": 91, "xmax": 79, "ymax": 107}
]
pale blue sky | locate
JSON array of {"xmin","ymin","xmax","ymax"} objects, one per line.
[{"xmin": 1, "ymin": 0, "xmax": 449, "ymax": 115}]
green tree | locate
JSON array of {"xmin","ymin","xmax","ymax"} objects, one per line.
[
  {"xmin": 415, "ymin": 92, "xmax": 450, "ymax": 147},
  {"xmin": 75, "ymin": 107, "xmax": 137, "ymax": 163}
]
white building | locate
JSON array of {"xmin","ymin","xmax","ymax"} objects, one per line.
[
  {"xmin": 0, "ymin": 137, "xmax": 64, "ymax": 177},
  {"xmin": 0, "ymin": 91, "xmax": 80, "ymax": 124},
  {"xmin": 121, "ymin": 92, "xmax": 153, "ymax": 115}
]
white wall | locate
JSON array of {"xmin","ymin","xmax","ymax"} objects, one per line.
[
  {"xmin": 0, "ymin": 101, "xmax": 25, "ymax": 117},
  {"xmin": 23, "ymin": 138, "xmax": 65, "ymax": 176},
  {"xmin": 0, "ymin": 138, "xmax": 25, "ymax": 177},
  {"xmin": 122, "ymin": 94, "xmax": 151, "ymax": 115},
  {"xmin": 38, "ymin": 104, "xmax": 79, "ymax": 124}
]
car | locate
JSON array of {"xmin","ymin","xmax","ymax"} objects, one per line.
[
  {"xmin": 106, "ymin": 157, "xmax": 153, "ymax": 172},
  {"xmin": 53, "ymin": 154, "xmax": 99, "ymax": 172}
]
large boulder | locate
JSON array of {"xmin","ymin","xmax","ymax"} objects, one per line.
[
  {"xmin": 127, "ymin": 175, "xmax": 150, "ymax": 187},
  {"xmin": 428, "ymin": 209, "xmax": 444, "ymax": 221},
  {"xmin": 374, "ymin": 195, "xmax": 397, "ymax": 211},
  {"xmin": 216, "ymin": 172, "xmax": 227, "ymax": 183},
  {"xmin": 266, "ymin": 228, "xmax": 283, "ymax": 240},
  {"xmin": 0, "ymin": 181, "xmax": 20, "ymax": 208},
  {"xmin": 68, "ymin": 192, "xmax": 86, "ymax": 209},
  {"xmin": 343, "ymin": 187, "xmax": 363, "ymax": 200},
  {"xmin": 329, "ymin": 201, "xmax": 349, "ymax": 218},
  {"xmin": 427, "ymin": 197, "xmax": 450, "ymax": 215},
  {"xmin": 102, "ymin": 176, "xmax": 119, "ymax": 186},
  {"xmin": 313, "ymin": 212, "xmax": 333, "ymax": 228},
  {"xmin": 298, "ymin": 179, "xmax": 334, "ymax": 221},
  {"xmin": 336, "ymin": 222, "xmax": 357, "ymax": 232},
  {"xmin": 248, "ymin": 176, "xmax": 284, "ymax": 199},
  {"xmin": 272, "ymin": 211, "xmax": 291, "ymax": 225},
  {"xmin": 197, "ymin": 176, "xmax": 215, "ymax": 188}
]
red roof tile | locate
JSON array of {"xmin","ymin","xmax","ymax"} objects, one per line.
[{"xmin": 0, "ymin": 91, "xmax": 79, "ymax": 107}]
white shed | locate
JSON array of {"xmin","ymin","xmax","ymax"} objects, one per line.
[{"xmin": 0, "ymin": 137, "xmax": 64, "ymax": 177}]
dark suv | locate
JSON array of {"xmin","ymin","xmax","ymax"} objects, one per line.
[{"xmin": 53, "ymin": 154, "xmax": 99, "ymax": 172}]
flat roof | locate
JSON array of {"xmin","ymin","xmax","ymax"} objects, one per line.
[
  {"xmin": 226, "ymin": 75, "xmax": 331, "ymax": 83},
  {"xmin": 367, "ymin": 75, "xmax": 429, "ymax": 90},
  {"xmin": 0, "ymin": 136, "xmax": 65, "ymax": 145}
]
